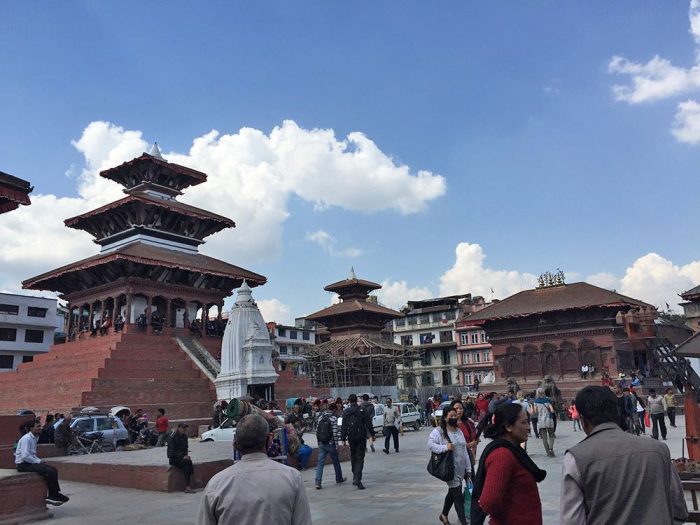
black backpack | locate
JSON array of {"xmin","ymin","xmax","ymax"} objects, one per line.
[
  {"xmin": 346, "ymin": 408, "xmax": 367, "ymax": 441},
  {"xmin": 316, "ymin": 414, "xmax": 332, "ymax": 443}
]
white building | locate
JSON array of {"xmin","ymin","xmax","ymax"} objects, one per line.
[
  {"xmin": 394, "ymin": 295, "xmax": 471, "ymax": 389},
  {"xmin": 0, "ymin": 293, "xmax": 57, "ymax": 372},
  {"xmin": 266, "ymin": 318, "xmax": 316, "ymax": 377}
]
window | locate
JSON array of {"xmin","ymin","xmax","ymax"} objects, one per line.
[
  {"xmin": 419, "ymin": 333, "xmax": 435, "ymax": 345},
  {"xmin": 27, "ymin": 307, "xmax": 47, "ymax": 318},
  {"xmin": 419, "ymin": 314, "xmax": 429, "ymax": 325},
  {"xmin": 302, "ymin": 331, "xmax": 310, "ymax": 341},
  {"xmin": 480, "ymin": 332, "xmax": 487, "ymax": 343},
  {"xmin": 471, "ymin": 333, "xmax": 479, "ymax": 344},
  {"xmin": 407, "ymin": 316, "xmax": 417, "ymax": 325},
  {"xmin": 0, "ymin": 355, "xmax": 13, "ymax": 369},
  {"xmin": 0, "ymin": 304, "xmax": 19, "ymax": 315},
  {"xmin": 433, "ymin": 313, "xmax": 445, "ymax": 324},
  {"xmin": 444, "ymin": 310, "xmax": 456, "ymax": 321},
  {"xmin": 24, "ymin": 330, "xmax": 44, "ymax": 344},
  {"xmin": 421, "ymin": 371, "xmax": 434, "ymax": 386},
  {"xmin": 460, "ymin": 333, "xmax": 469, "ymax": 345},
  {"xmin": 421, "ymin": 351, "xmax": 431, "ymax": 366},
  {"xmin": 96, "ymin": 417, "xmax": 114, "ymax": 431},
  {"xmin": 400, "ymin": 335, "xmax": 413, "ymax": 346},
  {"xmin": 278, "ymin": 328, "xmax": 286, "ymax": 337},
  {"xmin": 474, "ymin": 352, "xmax": 481, "ymax": 363},
  {"xmin": 483, "ymin": 351, "xmax": 490, "ymax": 362},
  {"xmin": 442, "ymin": 370, "xmax": 452, "ymax": 385},
  {"xmin": 464, "ymin": 372, "xmax": 472, "ymax": 385},
  {"xmin": 395, "ymin": 318, "xmax": 406, "ymax": 328},
  {"xmin": 0, "ymin": 328, "xmax": 17, "ymax": 342},
  {"xmin": 439, "ymin": 330, "xmax": 453, "ymax": 343},
  {"xmin": 74, "ymin": 419, "xmax": 94, "ymax": 433},
  {"xmin": 464, "ymin": 353, "xmax": 470, "ymax": 364},
  {"xmin": 279, "ymin": 345, "xmax": 288, "ymax": 354},
  {"xmin": 290, "ymin": 330, "xmax": 298, "ymax": 340},
  {"xmin": 441, "ymin": 349, "xmax": 451, "ymax": 365},
  {"xmin": 22, "ymin": 356, "xmax": 33, "ymax": 363}
]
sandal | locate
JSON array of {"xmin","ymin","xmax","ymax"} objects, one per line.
[{"xmin": 439, "ymin": 514, "xmax": 451, "ymax": 525}]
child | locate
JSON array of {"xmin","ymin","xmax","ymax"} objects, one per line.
[{"xmin": 569, "ymin": 400, "xmax": 581, "ymax": 431}]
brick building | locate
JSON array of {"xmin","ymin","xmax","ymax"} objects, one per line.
[{"xmin": 465, "ymin": 281, "xmax": 658, "ymax": 394}]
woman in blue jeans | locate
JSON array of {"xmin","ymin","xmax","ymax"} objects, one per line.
[{"xmin": 314, "ymin": 403, "xmax": 347, "ymax": 489}]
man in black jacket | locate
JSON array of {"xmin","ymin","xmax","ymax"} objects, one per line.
[
  {"xmin": 167, "ymin": 423, "xmax": 194, "ymax": 493},
  {"xmin": 341, "ymin": 394, "xmax": 375, "ymax": 489}
]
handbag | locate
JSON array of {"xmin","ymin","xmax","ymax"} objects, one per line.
[
  {"xmin": 427, "ymin": 430, "xmax": 454, "ymax": 482},
  {"xmin": 464, "ymin": 479, "xmax": 474, "ymax": 515}
]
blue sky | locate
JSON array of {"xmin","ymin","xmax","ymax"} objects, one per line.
[{"xmin": 1, "ymin": 2, "xmax": 700, "ymax": 321}]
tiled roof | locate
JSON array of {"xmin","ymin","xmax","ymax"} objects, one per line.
[
  {"xmin": 23, "ymin": 242, "xmax": 266, "ymax": 289},
  {"xmin": 675, "ymin": 332, "xmax": 700, "ymax": 357},
  {"xmin": 681, "ymin": 284, "xmax": 700, "ymax": 299},
  {"xmin": 100, "ymin": 153, "xmax": 207, "ymax": 187},
  {"xmin": 0, "ymin": 170, "xmax": 32, "ymax": 213},
  {"xmin": 306, "ymin": 300, "xmax": 402, "ymax": 321},
  {"xmin": 466, "ymin": 282, "xmax": 651, "ymax": 322},
  {"xmin": 324, "ymin": 278, "xmax": 382, "ymax": 293},
  {"xmin": 64, "ymin": 192, "xmax": 235, "ymax": 228}
]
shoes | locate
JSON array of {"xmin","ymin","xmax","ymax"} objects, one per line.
[
  {"xmin": 383, "ymin": 448, "xmax": 389, "ymax": 454},
  {"xmin": 336, "ymin": 477, "xmax": 347, "ymax": 484},
  {"xmin": 352, "ymin": 480, "xmax": 358, "ymax": 486},
  {"xmin": 662, "ymin": 437, "xmax": 667, "ymax": 440},
  {"xmin": 47, "ymin": 493, "xmax": 70, "ymax": 504},
  {"xmin": 370, "ymin": 444, "xmax": 375, "ymax": 453},
  {"xmin": 438, "ymin": 513, "xmax": 451, "ymax": 524},
  {"xmin": 356, "ymin": 481, "xmax": 365, "ymax": 490},
  {"xmin": 316, "ymin": 484, "xmax": 322, "ymax": 490},
  {"xmin": 184, "ymin": 487, "xmax": 194, "ymax": 494},
  {"xmin": 395, "ymin": 449, "xmax": 399, "ymax": 453}
]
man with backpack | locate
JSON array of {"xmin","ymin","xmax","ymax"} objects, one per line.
[
  {"xmin": 314, "ymin": 402, "xmax": 346, "ymax": 490},
  {"xmin": 341, "ymin": 393, "xmax": 375, "ymax": 490}
]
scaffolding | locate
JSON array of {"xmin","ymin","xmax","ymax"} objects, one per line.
[{"xmin": 302, "ymin": 336, "xmax": 421, "ymax": 389}]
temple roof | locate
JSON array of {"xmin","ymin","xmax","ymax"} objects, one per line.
[
  {"xmin": 0, "ymin": 170, "xmax": 32, "ymax": 214},
  {"xmin": 23, "ymin": 242, "xmax": 266, "ymax": 292},
  {"xmin": 681, "ymin": 284, "xmax": 700, "ymax": 300},
  {"xmin": 100, "ymin": 153, "xmax": 207, "ymax": 191},
  {"xmin": 306, "ymin": 299, "xmax": 402, "ymax": 322},
  {"xmin": 64, "ymin": 192, "xmax": 235, "ymax": 230},
  {"xmin": 675, "ymin": 331, "xmax": 700, "ymax": 357},
  {"xmin": 305, "ymin": 336, "xmax": 407, "ymax": 357},
  {"xmin": 324, "ymin": 277, "xmax": 382, "ymax": 294},
  {"xmin": 466, "ymin": 282, "xmax": 652, "ymax": 322}
]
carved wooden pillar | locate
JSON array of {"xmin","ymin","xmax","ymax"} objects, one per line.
[
  {"xmin": 125, "ymin": 294, "xmax": 132, "ymax": 324},
  {"xmin": 165, "ymin": 299, "xmax": 172, "ymax": 330},
  {"xmin": 88, "ymin": 303, "xmax": 94, "ymax": 331},
  {"xmin": 146, "ymin": 296, "xmax": 152, "ymax": 333},
  {"xmin": 67, "ymin": 304, "xmax": 74, "ymax": 338}
]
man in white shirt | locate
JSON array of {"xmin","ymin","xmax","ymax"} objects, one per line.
[
  {"xmin": 197, "ymin": 414, "xmax": 311, "ymax": 525},
  {"xmin": 15, "ymin": 420, "xmax": 69, "ymax": 505}
]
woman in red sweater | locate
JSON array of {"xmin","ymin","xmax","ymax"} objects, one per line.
[{"xmin": 470, "ymin": 403, "xmax": 546, "ymax": 525}]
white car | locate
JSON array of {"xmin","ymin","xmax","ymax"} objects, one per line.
[
  {"xmin": 201, "ymin": 418, "xmax": 236, "ymax": 442},
  {"xmin": 393, "ymin": 402, "xmax": 421, "ymax": 431},
  {"xmin": 337, "ymin": 403, "xmax": 386, "ymax": 435},
  {"xmin": 433, "ymin": 401, "xmax": 452, "ymax": 424}
]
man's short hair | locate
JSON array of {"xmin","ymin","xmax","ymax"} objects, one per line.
[
  {"xmin": 234, "ymin": 414, "xmax": 269, "ymax": 455},
  {"xmin": 362, "ymin": 394, "xmax": 369, "ymax": 401},
  {"xmin": 575, "ymin": 386, "xmax": 619, "ymax": 427},
  {"xmin": 158, "ymin": 408, "xmax": 165, "ymax": 415},
  {"xmin": 348, "ymin": 394, "xmax": 357, "ymax": 403},
  {"xmin": 649, "ymin": 388, "xmax": 656, "ymax": 394}
]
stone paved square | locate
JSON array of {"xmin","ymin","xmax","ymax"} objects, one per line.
[{"xmin": 46, "ymin": 420, "xmax": 689, "ymax": 524}]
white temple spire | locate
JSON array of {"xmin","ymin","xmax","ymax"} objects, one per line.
[
  {"xmin": 148, "ymin": 142, "xmax": 164, "ymax": 160},
  {"xmin": 350, "ymin": 266, "xmax": 356, "ymax": 280}
]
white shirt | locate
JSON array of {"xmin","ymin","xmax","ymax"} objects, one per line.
[{"xmin": 15, "ymin": 432, "xmax": 41, "ymax": 464}]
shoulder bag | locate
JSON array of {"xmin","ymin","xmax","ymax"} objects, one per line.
[{"xmin": 427, "ymin": 430, "xmax": 454, "ymax": 482}]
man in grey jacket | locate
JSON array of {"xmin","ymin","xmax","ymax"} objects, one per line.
[
  {"xmin": 560, "ymin": 386, "xmax": 687, "ymax": 525},
  {"xmin": 197, "ymin": 414, "xmax": 312, "ymax": 525}
]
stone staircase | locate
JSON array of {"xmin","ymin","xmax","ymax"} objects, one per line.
[
  {"xmin": 0, "ymin": 331, "xmax": 216, "ymax": 420},
  {"xmin": 174, "ymin": 336, "xmax": 221, "ymax": 381}
]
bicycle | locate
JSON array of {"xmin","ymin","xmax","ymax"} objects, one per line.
[{"xmin": 68, "ymin": 431, "xmax": 115, "ymax": 455}]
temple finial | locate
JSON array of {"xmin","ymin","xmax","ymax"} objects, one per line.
[
  {"xmin": 148, "ymin": 142, "xmax": 164, "ymax": 160},
  {"xmin": 349, "ymin": 266, "xmax": 356, "ymax": 280}
]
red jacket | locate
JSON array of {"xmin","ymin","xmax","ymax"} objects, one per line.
[
  {"xmin": 156, "ymin": 416, "xmax": 169, "ymax": 433},
  {"xmin": 478, "ymin": 447, "xmax": 542, "ymax": 525}
]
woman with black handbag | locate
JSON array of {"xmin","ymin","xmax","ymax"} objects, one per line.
[{"xmin": 428, "ymin": 406, "xmax": 470, "ymax": 525}]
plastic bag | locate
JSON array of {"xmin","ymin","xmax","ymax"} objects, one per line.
[
  {"xmin": 464, "ymin": 479, "xmax": 474, "ymax": 516},
  {"xmin": 644, "ymin": 412, "xmax": 650, "ymax": 428}
]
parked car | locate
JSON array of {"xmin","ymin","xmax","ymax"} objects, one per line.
[
  {"xmin": 53, "ymin": 414, "xmax": 129, "ymax": 446},
  {"xmin": 201, "ymin": 418, "xmax": 236, "ymax": 442},
  {"xmin": 433, "ymin": 401, "xmax": 452, "ymax": 425},
  {"xmin": 337, "ymin": 403, "xmax": 386, "ymax": 435},
  {"xmin": 393, "ymin": 402, "xmax": 421, "ymax": 431}
]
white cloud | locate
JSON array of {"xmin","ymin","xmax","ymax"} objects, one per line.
[
  {"xmin": 585, "ymin": 272, "xmax": 621, "ymax": 291},
  {"xmin": 377, "ymin": 280, "xmax": 434, "ymax": 310},
  {"xmin": 671, "ymin": 99, "xmax": 700, "ymax": 143},
  {"xmin": 0, "ymin": 120, "xmax": 443, "ymax": 293},
  {"xmin": 305, "ymin": 230, "xmax": 363, "ymax": 258},
  {"xmin": 438, "ymin": 242, "xmax": 538, "ymax": 299},
  {"xmin": 618, "ymin": 253, "xmax": 699, "ymax": 310},
  {"xmin": 257, "ymin": 298, "xmax": 293, "ymax": 325}
]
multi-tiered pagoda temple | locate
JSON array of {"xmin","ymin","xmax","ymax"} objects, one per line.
[
  {"xmin": 23, "ymin": 145, "xmax": 265, "ymax": 335},
  {"xmin": 303, "ymin": 272, "xmax": 416, "ymax": 389},
  {"xmin": 0, "ymin": 147, "xmax": 266, "ymax": 418}
]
